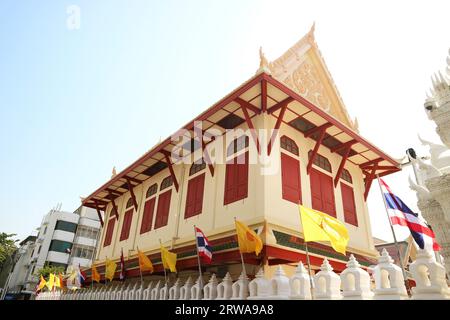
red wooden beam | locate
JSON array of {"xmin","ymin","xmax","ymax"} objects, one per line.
[
  {"xmin": 124, "ymin": 176, "xmax": 143, "ymax": 184},
  {"xmin": 267, "ymin": 100, "xmax": 289, "ymax": 156},
  {"xmin": 360, "ymin": 157, "xmax": 383, "ymax": 169},
  {"xmin": 261, "ymin": 79, "xmax": 267, "ymax": 113},
  {"xmin": 201, "ymin": 137, "xmax": 215, "ymax": 177},
  {"xmin": 304, "ymin": 122, "xmax": 333, "ymax": 139},
  {"xmin": 107, "ymin": 190, "xmax": 120, "ymax": 221},
  {"xmin": 105, "ymin": 188, "xmax": 123, "ymax": 196},
  {"xmin": 87, "ymin": 198, "xmax": 109, "ymax": 207},
  {"xmin": 161, "ymin": 150, "xmax": 180, "ymax": 192},
  {"xmin": 306, "ymin": 125, "xmax": 329, "ymax": 174},
  {"xmin": 93, "ymin": 199, "xmax": 104, "ymax": 227},
  {"xmin": 268, "ymin": 97, "xmax": 294, "ymax": 114},
  {"xmin": 239, "ymin": 101, "xmax": 261, "ymax": 155},
  {"xmin": 235, "ymin": 97, "xmax": 260, "ymax": 115},
  {"xmin": 334, "ymin": 145, "xmax": 352, "ymax": 187},
  {"xmin": 331, "ymin": 139, "xmax": 357, "ymax": 153},
  {"xmin": 126, "ymin": 178, "xmax": 139, "ymax": 211},
  {"xmin": 363, "ymin": 164, "xmax": 379, "ymax": 201}
]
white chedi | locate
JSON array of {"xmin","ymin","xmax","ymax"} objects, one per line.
[
  {"xmin": 409, "ymin": 249, "xmax": 450, "ymax": 300},
  {"xmin": 340, "ymin": 254, "xmax": 373, "ymax": 300},
  {"xmin": 179, "ymin": 277, "xmax": 193, "ymax": 300},
  {"xmin": 289, "ymin": 262, "xmax": 312, "ymax": 300},
  {"xmin": 313, "ymin": 258, "xmax": 342, "ymax": 300},
  {"xmin": 203, "ymin": 274, "xmax": 218, "ymax": 300},
  {"xmin": 248, "ymin": 268, "xmax": 271, "ymax": 300},
  {"xmin": 269, "ymin": 265, "xmax": 290, "ymax": 299},
  {"xmin": 372, "ymin": 249, "xmax": 408, "ymax": 300},
  {"xmin": 169, "ymin": 278, "xmax": 181, "ymax": 300},
  {"xmin": 190, "ymin": 276, "xmax": 204, "ymax": 300},
  {"xmin": 216, "ymin": 272, "xmax": 233, "ymax": 300},
  {"xmin": 231, "ymin": 271, "xmax": 249, "ymax": 300}
]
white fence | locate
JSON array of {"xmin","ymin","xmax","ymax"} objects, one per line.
[{"xmin": 36, "ymin": 249, "xmax": 450, "ymax": 300}]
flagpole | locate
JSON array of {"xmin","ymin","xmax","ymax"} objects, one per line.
[
  {"xmin": 193, "ymin": 225, "xmax": 204, "ymax": 299},
  {"xmin": 304, "ymin": 241, "xmax": 315, "ymax": 300},
  {"xmin": 159, "ymin": 239, "xmax": 168, "ymax": 285},
  {"xmin": 376, "ymin": 174, "xmax": 411, "ymax": 293},
  {"xmin": 137, "ymin": 246, "xmax": 144, "ymax": 286},
  {"xmin": 234, "ymin": 217, "xmax": 247, "ymax": 277}
]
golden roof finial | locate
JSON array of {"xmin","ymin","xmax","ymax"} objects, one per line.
[
  {"xmin": 256, "ymin": 46, "xmax": 271, "ymax": 75},
  {"xmin": 111, "ymin": 166, "xmax": 117, "ymax": 178}
]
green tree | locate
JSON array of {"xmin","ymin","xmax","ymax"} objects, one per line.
[
  {"xmin": 36, "ymin": 264, "xmax": 65, "ymax": 279},
  {"xmin": 0, "ymin": 232, "xmax": 18, "ymax": 267}
]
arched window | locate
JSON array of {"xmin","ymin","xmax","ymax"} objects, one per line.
[
  {"xmin": 141, "ymin": 183, "xmax": 158, "ymax": 234},
  {"xmin": 224, "ymin": 136, "xmax": 249, "ymax": 205},
  {"xmin": 189, "ymin": 161, "xmax": 206, "ymax": 176},
  {"xmin": 160, "ymin": 176, "xmax": 173, "ymax": 190},
  {"xmin": 280, "ymin": 136, "xmax": 301, "ymax": 204},
  {"xmin": 185, "ymin": 162, "xmax": 206, "ymax": 218},
  {"xmin": 340, "ymin": 169, "xmax": 352, "ymax": 184},
  {"xmin": 308, "ymin": 151, "xmax": 332, "ymax": 173},
  {"xmin": 126, "ymin": 198, "xmax": 133, "ymax": 209},
  {"xmin": 155, "ymin": 176, "xmax": 173, "ymax": 229},
  {"xmin": 146, "ymin": 184, "xmax": 158, "ymax": 198},
  {"xmin": 340, "ymin": 169, "xmax": 358, "ymax": 226},
  {"xmin": 280, "ymin": 136, "xmax": 299, "ymax": 156},
  {"xmin": 227, "ymin": 136, "xmax": 249, "ymax": 156},
  {"xmin": 103, "ymin": 212, "xmax": 116, "ymax": 247}
]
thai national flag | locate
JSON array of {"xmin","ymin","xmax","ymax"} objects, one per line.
[
  {"xmin": 78, "ymin": 264, "xmax": 86, "ymax": 286},
  {"xmin": 195, "ymin": 227, "xmax": 213, "ymax": 264},
  {"xmin": 380, "ymin": 178, "xmax": 441, "ymax": 252}
]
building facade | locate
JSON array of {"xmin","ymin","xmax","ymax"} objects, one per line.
[
  {"xmin": 26, "ymin": 206, "xmax": 101, "ymax": 291},
  {"xmin": 81, "ymin": 26, "xmax": 400, "ymax": 283}
]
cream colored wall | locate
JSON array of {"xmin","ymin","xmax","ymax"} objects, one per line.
[
  {"xmin": 95, "ymin": 113, "xmax": 378, "ymax": 263},
  {"xmin": 263, "ymin": 115, "xmax": 378, "ymax": 256}
]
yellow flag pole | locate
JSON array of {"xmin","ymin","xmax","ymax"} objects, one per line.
[
  {"xmin": 304, "ymin": 241, "xmax": 315, "ymax": 300},
  {"xmin": 234, "ymin": 217, "xmax": 247, "ymax": 277}
]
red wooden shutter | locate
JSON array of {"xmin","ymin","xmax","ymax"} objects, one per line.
[
  {"xmin": 155, "ymin": 190, "xmax": 172, "ymax": 229},
  {"xmin": 320, "ymin": 173, "xmax": 336, "ymax": 217},
  {"xmin": 236, "ymin": 152, "xmax": 249, "ymax": 201},
  {"xmin": 341, "ymin": 183, "xmax": 358, "ymax": 226},
  {"xmin": 194, "ymin": 173, "xmax": 205, "ymax": 214},
  {"xmin": 120, "ymin": 209, "xmax": 133, "ymax": 241},
  {"xmin": 310, "ymin": 169, "xmax": 323, "ymax": 211},
  {"xmin": 140, "ymin": 198, "xmax": 156, "ymax": 234},
  {"xmin": 103, "ymin": 218, "xmax": 115, "ymax": 247},
  {"xmin": 185, "ymin": 173, "xmax": 205, "ymax": 218},
  {"xmin": 281, "ymin": 153, "xmax": 302, "ymax": 204},
  {"xmin": 224, "ymin": 160, "xmax": 237, "ymax": 205}
]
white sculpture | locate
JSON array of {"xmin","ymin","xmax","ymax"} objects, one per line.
[
  {"xmin": 216, "ymin": 272, "xmax": 233, "ymax": 300},
  {"xmin": 269, "ymin": 265, "xmax": 290, "ymax": 299},
  {"xmin": 150, "ymin": 280, "xmax": 162, "ymax": 300},
  {"xmin": 289, "ymin": 262, "xmax": 312, "ymax": 300},
  {"xmin": 248, "ymin": 268, "xmax": 271, "ymax": 300},
  {"xmin": 231, "ymin": 271, "xmax": 249, "ymax": 300},
  {"xmin": 372, "ymin": 249, "xmax": 408, "ymax": 300},
  {"xmin": 180, "ymin": 277, "xmax": 193, "ymax": 300},
  {"xmin": 190, "ymin": 276, "xmax": 203, "ymax": 300},
  {"xmin": 409, "ymin": 249, "xmax": 450, "ymax": 299},
  {"xmin": 142, "ymin": 281, "xmax": 153, "ymax": 300},
  {"xmin": 313, "ymin": 258, "xmax": 342, "ymax": 300},
  {"xmin": 169, "ymin": 278, "xmax": 181, "ymax": 300},
  {"xmin": 340, "ymin": 255, "xmax": 373, "ymax": 300},
  {"xmin": 203, "ymin": 274, "xmax": 218, "ymax": 300}
]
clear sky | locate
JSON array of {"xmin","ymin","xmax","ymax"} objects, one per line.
[{"xmin": 1, "ymin": 0, "xmax": 449, "ymax": 243}]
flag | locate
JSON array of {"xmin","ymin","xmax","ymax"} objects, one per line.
[
  {"xmin": 379, "ymin": 178, "xmax": 440, "ymax": 251},
  {"xmin": 119, "ymin": 248, "xmax": 126, "ymax": 281},
  {"xmin": 160, "ymin": 245, "xmax": 177, "ymax": 272},
  {"xmin": 105, "ymin": 258, "xmax": 117, "ymax": 281},
  {"xmin": 91, "ymin": 265, "xmax": 101, "ymax": 283},
  {"xmin": 58, "ymin": 274, "xmax": 65, "ymax": 289},
  {"xmin": 37, "ymin": 275, "xmax": 46, "ymax": 292},
  {"xmin": 46, "ymin": 273, "xmax": 55, "ymax": 291},
  {"xmin": 235, "ymin": 219, "xmax": 263, "ymax": 256},
  {"xmin": 299, "ymin": 205, "xmax": 349, "ymax": 255},
  {"xmin": 195, "ymin": 227, "xmax": 213, "ymax": 264},
  {"xmin": 138, "ymin": 250, "xmax": 154, "ymax": 273},
  {"xmin": 54, "ymin": 274, "xmax": 61, "ymax": 288},
  {"xmin": 78, "ymin": 264, "xmax": 86, "ymax": 287}
]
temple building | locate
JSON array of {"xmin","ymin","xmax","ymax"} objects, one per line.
[{"xmin": 81, "ymin": 25, "xmax": 401, "ymax": 284}]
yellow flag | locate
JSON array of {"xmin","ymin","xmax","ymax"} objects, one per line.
[
  {"xmin": 160, "ymin": 245, "xmax": 177, "ymax": 272},
  {"xmin": 299, "ymin": 205, "xmax": 349, "ymax": 255},
  {"xmin": 46, "ymin": 273, "xmax": 55, "ymax": 291},
  {"xmin": 235, "ymin": 220, "xmax": 263, "ymax": 256},
  {"xmin": 105, "ymin": 258, "xmax": 117, "ymax": 281},
  {"xmin": 138, "ymin": 250, "xmax": 154, "ymax": 273},
  {"xmin": 54, "ymin": 274, "xmax": 61, "ymax": 288},
  {"xmin": 91, "ymin": 265, "xmax": 101, "ymax": 283},
  {"xmin": 37, "ymin": 275, "xmax": 46, "ymax": 291},
  {"xmin": 68, "ymin": 268, "xmax": 77, "ymax": 281},
  {"xmin": 58, "ymin": 274, "xmax": 65, "ymax": 289}
]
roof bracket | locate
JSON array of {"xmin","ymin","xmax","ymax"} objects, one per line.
[
  {"xmin": 267, "ymin": 100, "xmax": 289, "ymax": 156},
  {"xmin": 162, "ymin": 150, "xmax": 180, "ymax": 192},
  {"xmin": 126, "ymin": 178, "xmax": 139, "ymax": 211},
  {"xmin": 238, "ymin": 100, "xmax": 261, "ymax": 155},
  {"xmin": 261, "ymin": 79, "xmax": 267, "ymax": 113},
  {"xmin": 93, "ymin": 199, "xmax": 104, "ymax": 227},
  {"xmin": 334, "ymin": 145, "xmax": 352, "ymax": 187},
  {"xmin": 107, "ymin": 191, "xmax": 120, "ymax": 221},
  {"xmin": 201, "ymin": 136, "xmax": 215, "ymax": 177},
  {"xmin": 306, "ymin": 125, "xmax": 329, "ymax": 174},
  {"xmin": 363, "ymin": 164, "xmax": 379, "ymax": 201}
]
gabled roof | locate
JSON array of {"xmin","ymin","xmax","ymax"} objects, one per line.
[
  {"xmin": 82, "ymin": 71, "xmax": 400, "ymax": 213},
  {"xmin": 268, "ymin": 24, "xmax": 358, "ymax": 131}
]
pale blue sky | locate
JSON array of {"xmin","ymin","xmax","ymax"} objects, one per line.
[{"xmin": 1, "ymin": 1, "xmax": 449, "ymax": 243}]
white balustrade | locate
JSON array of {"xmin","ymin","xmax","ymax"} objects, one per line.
[
  {"xmin": 203, "ymin": 274, "xmax": 218, "ymax": 300},
  {"xmin": 372, "ymin": 249, "xmax": 408, "ymax": 300},
  {"xmin": 289, "ymin": 262, "xmax": 312, "ymax": 300},
  {"xmin": 340, "ymin": 255, "xmax": 373, "ymax": 300},
  {"xmin": 216, "ymin": 272, "xmax": 233, "ymax": 300},
  {"xmin": 248, "ymin": 268, "xmax": 271, "ymax": 300},
  {"xmin": 313, "ymin": 258, "xmax": 342, "ymax": 300}
]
